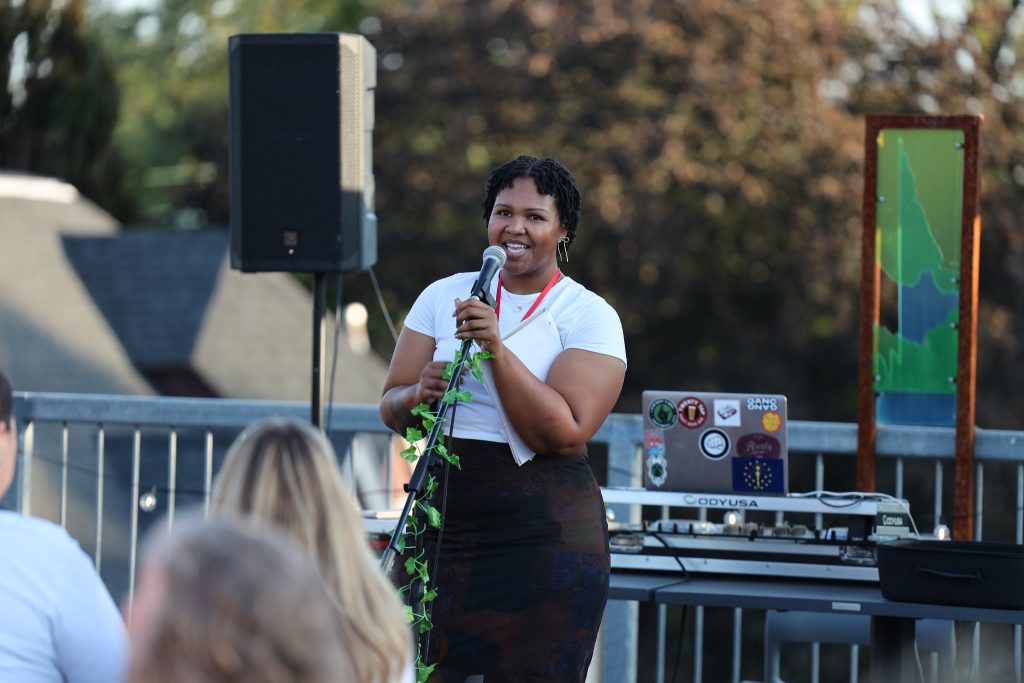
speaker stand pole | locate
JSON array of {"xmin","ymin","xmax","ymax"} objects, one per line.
[{"xmin": 311, "ymin": 272, "xmax": 328, "ymax": 430}]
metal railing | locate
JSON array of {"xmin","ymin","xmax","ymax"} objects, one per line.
[{"xmin": 10, "ymin": 392, "xmax": 1024, "ymax": 682}]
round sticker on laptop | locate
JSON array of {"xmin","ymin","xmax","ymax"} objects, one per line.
[
  {"xmin": 649, "ymin": 399, "xmax": 677, "ymax": 428},
  {"xmin": 677, "ymin": 397, "xmax": 708, "ymax": 429},
  {"xmin": 761, "ymin": 410, "xmax": 783, "ymax": 433},
  {"xmin": 699, "ymin": 428, "xmax": 731, "ymax": 459}
]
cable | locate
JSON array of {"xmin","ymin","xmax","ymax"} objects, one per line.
[
  {"xmin": 421, "ymin": 400, "xmax": 459, "ymax": 666},
  {"xmin": 642, "ymin": 519, "xmax": 690, "ymax": 580},
  {"xmin": 419, "ymin": 350, "xmax": 475, "ymax": 666},
  {"xmin": 671, "ymin": 604, "xmax": 687, "ymax": 683},
  {"xmin": 639, "ymin": 522, "xmax": 690, "ymax": 683},
  {"xmin": 789, "ymin": 490, "xmax": 921, "ymax": 535},
  {"xmin": 325, "ymin": 273, "xmax": 344, "ymax": 435},
  {"xmin": 326, "ymin": 263, "xmax": 401, "ymax": 434},
  {"xmin": 368, "ymin": 265, "xmax": 400, "ymax": 345}
]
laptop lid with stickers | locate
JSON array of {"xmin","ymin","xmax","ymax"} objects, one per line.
[{"xmin": 642, "ymin": 390, "xmax": 788, "ymax": 494}]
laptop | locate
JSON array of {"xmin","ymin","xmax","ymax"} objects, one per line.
[{"xmin": 642, "ymin": 390, "xmax": 789, "ymax": 494}]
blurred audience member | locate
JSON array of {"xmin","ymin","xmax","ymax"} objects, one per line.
[
  {"xmin": 0, "ymin": 371, "xmax": 128, "ymax": 682},
  {"xmin": 126, "ymin": 514, "xmax": 353, "ymax": 683},
  {"xmin": 212, "ymin": 417, "xmax": 413, "ymax": 683}
]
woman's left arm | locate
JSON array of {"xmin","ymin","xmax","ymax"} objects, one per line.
[
  {"xmin": 456, "ymin": 296, "xmax": 625, "ymax": 455},
  {"xmin": 501, "ymin": 348, "xmax": 626, "ymax": 455}
]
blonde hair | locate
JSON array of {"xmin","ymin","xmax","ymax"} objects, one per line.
[
  {"xmin": 212, "ymin": 418, "xmax": 411, "ymax": 683},
  {"xmin": 129, "ymin": 515, "xmax": 353, "ymax": 683}
]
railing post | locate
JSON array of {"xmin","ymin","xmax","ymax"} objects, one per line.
[{"xmin": 599, "ymin": 414, "xmax": 641, "ymax": 683}]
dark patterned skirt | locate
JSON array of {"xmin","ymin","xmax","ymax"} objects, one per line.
[{"xmin": 420, "ymin": 438, "xmax": 610, "ymax": 683}]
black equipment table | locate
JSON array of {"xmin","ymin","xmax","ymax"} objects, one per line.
[{"xmin": 609, "ymin": 571, "xmax": 1024, "ymax": 682}]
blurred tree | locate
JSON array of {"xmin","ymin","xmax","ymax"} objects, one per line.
[
  {"xmin": 76, "ymin": 0, "xmax": 1024, "ymax": 428},
  {"xmin": 0, "ymin": 0, "xmax": 129, "ymax": 215}
]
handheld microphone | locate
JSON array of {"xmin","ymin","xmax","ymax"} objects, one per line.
[{"xmin": 470, "ymin": 245, "xmax": 507, "ymax": 305}]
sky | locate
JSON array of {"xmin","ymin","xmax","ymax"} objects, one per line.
[{"xmin": 898, "ymin": 0, "xmax": 970, "ymax": 37}]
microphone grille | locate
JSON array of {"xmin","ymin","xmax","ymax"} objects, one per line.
[{"xmin": 483, "ymin": 245, "xmax": 507, "ymax": 267}]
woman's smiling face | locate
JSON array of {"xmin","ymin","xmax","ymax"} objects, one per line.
[{"xmin": 487, "ymin": 176, "xmax": 566, "ymax": 293}]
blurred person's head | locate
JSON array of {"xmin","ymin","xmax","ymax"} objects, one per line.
[
  {"xmin": 212, "ymin": 417, "xmax": 411, "ymax": 683},
  {"xmin": 127, "ymin": 514, "xmax": 353, "ymax": 683},
  {"xmin": 0, "ymin": 372, "xmax": 15, "ymax": 498}
]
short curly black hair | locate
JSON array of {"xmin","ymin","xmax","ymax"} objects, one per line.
[{"xmin": 480, "ymin": 156, "xmax": 582, "ymax": 249}]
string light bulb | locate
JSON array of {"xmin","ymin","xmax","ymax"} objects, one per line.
[{"xmin": 139, "ymin": 487, "xmax": 158, "ymax": 512}]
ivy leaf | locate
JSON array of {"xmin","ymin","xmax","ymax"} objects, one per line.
[
  {"xmin": 399, "ymin": 445, "xmax": 418, "ymax": 463},
  {"xmin": 404, "ymin": 556, "xmax": 417, "ymax": 576},
  {"xmin": 466, "ymin": 350, "xmax": 495, "ymax": 383},
  {"xmin": 422, "ymin": 588, "xmax": 438, "ymax": 603},
  {"xmin": 416, "ymin": 662, "xmax": 436, "ymax": 683},
  {"xmin": 424, "ymin": 504, "xmax": 441, "ymax": 528},
  {"xmin": 470, "ymin": 364, "xmax": 485, "ymax": 383},
  {"xmin": 442, "ymin": 361, "xmax": 457, "ymax": 380},
  {"xmin": 442, "ymin": 389, "xmax": 473, "ymax": 405},
  {"xmin": 405, "ymin": 426, "xmax": 424, "ymax": 443},
  {"xmin": 411, "ymin": 403, "xmax": 440, "ymax": 431},
  {"xmin": 425, "ymin": 474, "xmax": 438, "ymax": 498},
  {"xmin": 417, "ymin": 561, "xmax": 431, "ymax": 583},
  {"xmin": 434, "ymin": 443, "xmax": 461, "ymax": 469},
  {"xmin": 403, "ymin": 605, "xmax": 415, "ymax": 623},
  {"xmin": 418, "ymin": 610, "xmax": 433, "ymax": 633}
]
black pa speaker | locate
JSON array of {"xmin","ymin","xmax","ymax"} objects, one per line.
[{"xmin": 228, "ymin": 33, "xmax": 377, "ymax": 273}]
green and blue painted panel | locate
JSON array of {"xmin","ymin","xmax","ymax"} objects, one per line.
[{"xmin": 873, "ymin": 128, "xmax": 964, "ymax": 427}]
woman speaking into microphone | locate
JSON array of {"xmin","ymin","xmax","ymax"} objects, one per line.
[{"xmin": 380, "ymin": 155, "xmax": 627, "ymax": 682}]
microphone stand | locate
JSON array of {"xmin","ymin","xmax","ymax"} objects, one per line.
[
  {"xmin": 379, "ymin": 261, "xmax": 500, "ymax": 578},
  {"xmin": 379, "ymin": 334, "xmax": 477, "ymax": 576}
]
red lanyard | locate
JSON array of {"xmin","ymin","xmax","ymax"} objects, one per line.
[{"xmin": 495, "ymin": 269, "xmax": 561, "ymax": 322}]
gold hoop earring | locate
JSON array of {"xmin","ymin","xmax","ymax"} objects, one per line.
[{"xmin": 558, "ymin": 237, "xmax": 570, "ymax": 263}]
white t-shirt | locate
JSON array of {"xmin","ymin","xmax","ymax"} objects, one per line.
[
  {"xmin": 402, "ymin": 272, "xmax": 627, "ymax": 443},
  {"xmin": 0, "ymin": 511, "xmax": 128, "ymax": 683}
]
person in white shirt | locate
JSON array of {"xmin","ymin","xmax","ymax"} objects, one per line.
[
  {"xmin": 0, "ymin": 371, "xmax": 128, "ymax": 683},
  {"xmin": 380, "ymin": 156, "xmax": 627, "ymax": 682}
]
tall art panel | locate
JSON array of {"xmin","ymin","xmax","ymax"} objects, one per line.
[{"xmin": 857, "ymin": 115, "xmax": 982, "ymax": 541}]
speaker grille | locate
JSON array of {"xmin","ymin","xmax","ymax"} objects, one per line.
[{"xmin": 229, "ymin": 33, "xmax": 376, "ymax": 273}]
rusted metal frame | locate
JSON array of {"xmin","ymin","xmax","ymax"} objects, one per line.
[{"xmin": 856, "ymin": 115, "xmax": 982, "ymax": 542}]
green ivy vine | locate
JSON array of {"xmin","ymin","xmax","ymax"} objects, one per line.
[{"xmin": 395, "ymin": 349, "xmax": 493, "ymax": 683}]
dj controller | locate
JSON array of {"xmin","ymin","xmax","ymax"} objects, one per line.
[{"xmin": 602, "ymin": 487, "xmax": 928, "ymax": 583}]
